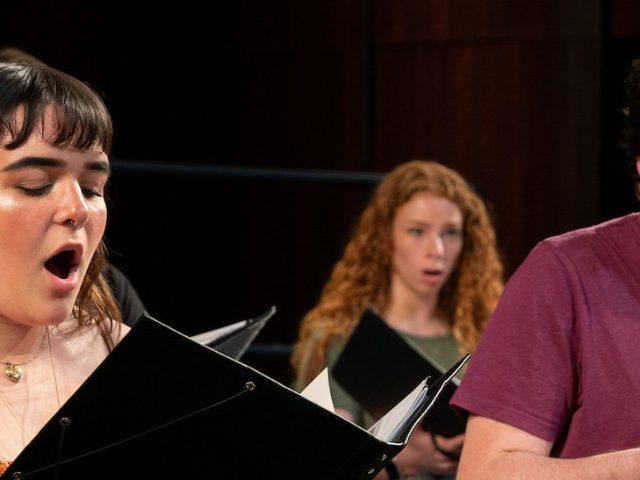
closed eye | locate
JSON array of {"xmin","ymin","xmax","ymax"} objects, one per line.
[
  {"xmin": 17, "ymin": 185, "xmax": 52, "ymax": 196},
  {"xmin": 80, "ymin": 173, "xmax": 108, "ymax": 199},
  {"xmin": 82, "ymin": 187, "xmax": 103, "ymax": 198}
]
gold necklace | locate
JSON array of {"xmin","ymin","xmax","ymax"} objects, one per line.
[
  {"xmin": 0, "ymin": 328, "xmax": 61, "ymax": 445},
  {"xmin": 1, "ymin": 327, "xmax": 48, "ymax": 383}
]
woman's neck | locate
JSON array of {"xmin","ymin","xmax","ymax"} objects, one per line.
[
  {"xmin": 384, "ymin": 286, "xmax": 449, "ymax": 337},
  {"xmin": 0, "ymin": 320, "xmax": 47, "ymax": 362}
]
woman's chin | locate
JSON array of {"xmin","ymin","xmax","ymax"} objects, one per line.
[{"xmin": 29, "ymin": 303, "xmax": 76, "ymax": 326}]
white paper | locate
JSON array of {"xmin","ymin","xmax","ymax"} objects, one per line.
[
  {"xmin": 299, "ymin": 368, "xmax": 336, "ymax": 413},
  {"xmin": 367, "ymin": 378, "xmax": 428, "ymax": 442},
  {"xmin": 190, "ymin": 320, "xmax": 247, "ymax": 345}
]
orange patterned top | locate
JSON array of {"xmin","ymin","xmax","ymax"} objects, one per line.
[{"xmin": 0, "ymin": 459, "xmax": 10, "ymax": 476}]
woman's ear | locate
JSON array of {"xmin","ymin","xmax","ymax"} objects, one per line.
[{"xmin": 636, "ymin": 156, "xmax": 640, "ymax": 176}]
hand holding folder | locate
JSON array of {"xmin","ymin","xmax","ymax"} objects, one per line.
[{"xmin": 4, "ymin": 312, "xmax": 467, "ymax": 480}]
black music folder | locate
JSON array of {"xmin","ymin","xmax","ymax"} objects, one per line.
[
  {"xmin": 190, "ymin": 305, "xmax": 276, "ymax": 359},
  {"xmin": 4, "ymin": 313, "xmax": 466, "ymax": 480},
  {"xmin": 332, "ymin": 307, "xmax": 468, "ymax": 438}
]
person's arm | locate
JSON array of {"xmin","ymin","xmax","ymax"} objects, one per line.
[{"xmin": 457, "ymin": 415, "xmax": 640, "ymax": 480}]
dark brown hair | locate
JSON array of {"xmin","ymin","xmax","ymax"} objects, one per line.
[{"xmin": 620, "ymin": 58, "xmax": 640, "ymax": 199}]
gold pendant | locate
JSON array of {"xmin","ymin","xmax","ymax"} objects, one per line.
[{"xmin": 4, "ymin": 363, "xmax": 22, "ymax": 383}]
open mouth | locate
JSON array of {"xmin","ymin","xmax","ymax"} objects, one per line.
[
  {"xmin": 423, "ymin": 269, "xmax": 443, "ymax": 276},
  {"xmin": 45, "ymin": 250, "xmax": 77, "ymax": 279}
]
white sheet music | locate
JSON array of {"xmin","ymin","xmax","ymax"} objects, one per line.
[
  {"xmin": 190, "ymin": 320, "xmax": 247, "ymax": 345},
  {"xmin": 299, "ymin": 368, "xmax": 336, "ymax": 413}
]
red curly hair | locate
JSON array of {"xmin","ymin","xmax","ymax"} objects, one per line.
[{"xmin": 291, "ymin": 160, "xmax": 504, "ymax": 388}]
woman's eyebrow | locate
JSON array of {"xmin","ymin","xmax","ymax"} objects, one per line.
[
  {"xmin": 86, "ymin": 161, "xmax": 111, "ymax": 174},
  {"xmin": 1, "ymin": 156, "xmax": 111, "ymax": 175},
  {"xmin": 1, "ymin": 156, "xmax": 64, "ymax": 171}
]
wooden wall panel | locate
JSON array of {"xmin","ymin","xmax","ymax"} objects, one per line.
[
  {"xmin": 375, "ymin": 0, "xmax": 600, "ymax": 42},
  {"xmin": 371, "ymin": 0, "xmax": 601, "ymax": 273},
  {"xmin": 106, "ymin": 173, "xmax": 374, "ymax": 344},
  {"xmin": 610, "ymin": 0, "xmax": 640, "ymax": 38},
  {"xmin": 100, "ymin": 1, "xmax": 370, "ymax": 171}
]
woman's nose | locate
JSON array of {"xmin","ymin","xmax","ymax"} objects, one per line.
[
  {"xmin": 425, "ymin": 234, "xmax": 445, "ymax": 257},
  {"xmin": 53, "ymin": 181, "xmax": 89, "ymax": 230}
]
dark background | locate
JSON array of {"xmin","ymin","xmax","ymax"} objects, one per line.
[{"xmin": 2, "ymin": 0, "xmax": 640, "ymax": 384}]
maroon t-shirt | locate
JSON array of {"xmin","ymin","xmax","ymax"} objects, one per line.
[{"xmin": 451, "ymin": 213, "xmax": 640, "ymax": 458}]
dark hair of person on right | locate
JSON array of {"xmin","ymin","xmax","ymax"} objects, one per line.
[{"xmin": 620, "ymin": 57, "xmax": 640, "ymax": 199}]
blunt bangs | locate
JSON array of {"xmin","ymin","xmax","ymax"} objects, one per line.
[{"xmin": 0, "ymin": 62, "xmax": 112, "ymax": 153}]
